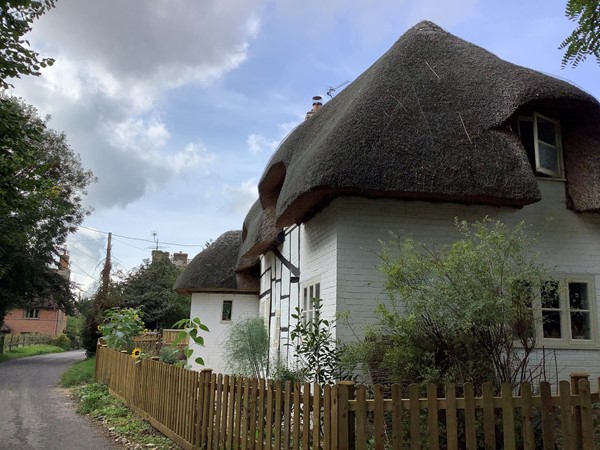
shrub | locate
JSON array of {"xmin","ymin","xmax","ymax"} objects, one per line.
[
  {"xmin": 158, "ymin": 345, "xmax": 181, "ymax": 365},
  {"xmin": 98, "ymin": 307, "xmax": 145, "ymax": 352},
  {"xmin": 225, "ymin": 317, "xmax": 269, "ymax": 379},
  {"xmin": 52, "ymin": 333, "xmax": 71, "ymax": 350}
]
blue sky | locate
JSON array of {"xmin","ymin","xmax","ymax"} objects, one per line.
[{"xmin": 10, "ymin": 0, "xmax": 599, "ymax": 294}]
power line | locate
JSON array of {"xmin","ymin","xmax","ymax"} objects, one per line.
[{"xmin": 79, "ymin": 226, "xmax": 204, "ymax": 247}]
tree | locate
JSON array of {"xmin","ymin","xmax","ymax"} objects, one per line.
[
  {"xmin": 0, "ymin": 0, "xmax": 56, "ymax": 89},
  {"xmin": 560, "ymin": 0, "xmax": 600, "ymax": 67},
  {"xmin": 112, "ymin": 256, "xmax": 191, "ymax": 330},
  {"xmin": 0, "ymin": 94, "xmax": 94, "ymax": 323},
  {"xmin": 349, "ymin": 219, "xmax": 547, "ymax": 389},
  {"xmin": 224, "ymin": 317, "xmax": 269, "ymax": 379}
]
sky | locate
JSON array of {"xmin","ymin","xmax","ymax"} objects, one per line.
[{"xmin": 9, "ymin": 0, "xmax": 599, "ymax": 296}]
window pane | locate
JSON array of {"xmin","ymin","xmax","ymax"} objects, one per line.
[
  {"xmin": 542, "ymin": 311, "xmax": 562, "ymax": 338},
  {"xmin": 222, "ymin": 301, "xmax": 232, "ymax": 321},
  {"xmin": 537, "ymin": 142, "xmax": 559, "ymax": 174},
  {"xmin": 541, "ymin": 281, "xmax": 560, "ymax": 309},
  {"xmin": 570, "ymin": 312, "xmax": 591, "ymax": 339},
  {"xmin": 568, "ymin": 283, "xmax": 589, "ymax": 310},
  {"xmin": 537, "ymin": 118, "xmax": 557, "ymax": 146},
  {"xmin": 315, "ymin": 283, "xmax": 320, "ymax": 300}
]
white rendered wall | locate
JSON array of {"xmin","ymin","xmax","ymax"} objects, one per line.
[
  {"xmin": 188, "ymin": 292, "xmax": 259, "ymax": 374},
  {"xmin": 260, "ymin": 206, "xmax": 338, "ymax": 367},
  {"xmin": 333, "ymin": 179, "xmax": 600, "ymax": 382}
]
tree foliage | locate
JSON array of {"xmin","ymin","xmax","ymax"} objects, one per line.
[
  {"xmin": 349, "ymin": 219, "xmax": 547, "ymax": 389},
  {"xmin": 0, "ymin": 0, "xmax": 56, "ymax": 89},
  {"xmin": 111, "ymin": 256, "xmax": 191, "ymax": 329},
  {"xmin": 225, "ymin": 317, "xmax": 269, "ymax": 379},
  {"xmin": 290, "ymin": 298, "xmax": 347, "ymax": 385},
  {"xmin": 560, "ymin": 0, "xmax": 600, "ymax": 67},
  {"xmin": 0, "ymin": 94, "xmax": 94, "ymax": 322}
]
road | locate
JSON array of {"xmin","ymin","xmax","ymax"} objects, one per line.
[{"xmin": 0, "ymin": 350, "xmax": 120, "ymax": 450}]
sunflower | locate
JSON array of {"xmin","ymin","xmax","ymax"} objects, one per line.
[{"xmin": 131, "ymin": 348, "xmax": 142, "ymax": 359}]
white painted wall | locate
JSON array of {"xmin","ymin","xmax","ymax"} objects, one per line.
[
  {"xmin": 188, "ymin": 292, "xmax": 259, "ymax": 374},
  {"xmin": 333, "ymin": 179, "xmax": 600, "ymax": 382}
]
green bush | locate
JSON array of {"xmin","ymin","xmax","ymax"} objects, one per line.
[
  {"xmin": 52, "ymin": 333, "xmax": 71, "ymax": 350},
  {"xmin": 158, "ymin": 345, "xmax": 181, "ymax": 365},
  {"xmin": 74, "ymin": 382, "xmax": 112, "ymax": 414}
]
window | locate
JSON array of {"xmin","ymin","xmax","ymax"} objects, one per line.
[
  {"xmin": 518, "ymin": 113, "xmax": 563, "ymax": 178},
  {"xmin": 221, "ymin": 300, "xmax": 232, "ymax": 322},
  {"xmin": 537, "ymin": 277, "xmax": 596, "ymax": 345},
  {"xmin": 24, "ymin": 309, "xmax": 40, "ymax": 319},
  {"xmin": 302, "ymin": 282, "xmax": 320, "ymax": 324}
]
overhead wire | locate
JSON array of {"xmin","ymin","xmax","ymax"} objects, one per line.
[{"xmin": 79, "ymin": 226, "xmax": 204, "ymax": 247}]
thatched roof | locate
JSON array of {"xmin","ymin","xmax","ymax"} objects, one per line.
[
  {"xmin": 236, "ymin": 200, "xmax": 281, "ymax": 270},
  {"xmin": 174, "ymin": 230, "xmax": 257, "ymax": 295},
  {"xmin": 258, "ymin": 21, "xmax": 600, "ymax": 227}
]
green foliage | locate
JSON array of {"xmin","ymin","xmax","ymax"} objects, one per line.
[
  {"xmin": 106, "ymin": 257, "xmax": 190, "ymax": 329},
  {"xmin": 158, "ymin": 345, "xmax": 182, "ymax": 365},
  {"xmin": 98, "ymin": 307, "xmax": 145, "ymax": 353},
  {"xmin": 0, "ymin": 344, "xmax": 64, "ymax": 362},
  {"xmin": 51, "ymin": 333, "xmax": 71, "ymax": 350},
  {"xmin": 289, "ymin": 298, "xmax": 346, "ymax": 385},
  {"xmin": 60, "ymin": 356, "xmax": 96, "ymax": 387},
  {"xmin": 172, "ymin": 317, "xmax": 209, "ymax": 367},
  {"xmin": 0, "ymin": 0, "xmax": 56, "ymax": 89},
  {"xmin": 65, "ymin": 315, "xmax": 82, "ymax": 348},
  {"xmin": 270, "ymin": 361, "xmax": 306, "ymax": 384},
  {"xmin": 224, "ymin": 317, "xmax": 269, "ymax": 379},
  {"xmin": 560, "ymin": 0, "xmax": 600, "ymax": 67},
  {"xmin": 72, "ymin": 382, "xmax": 177, "ymax": 449},
  {"xmin": 0, "ymin": 94, "xmax": 94, "ymax": 323},
  {"xmin": 355, "ymin": 219, "xmax": 545, "ymax": 388}
]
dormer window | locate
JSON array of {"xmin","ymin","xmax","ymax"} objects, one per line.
[{"xmin": 518, "ymin": 113, "xmax": 564, "ymax": 178}]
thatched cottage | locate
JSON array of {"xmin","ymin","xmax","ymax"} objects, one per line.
[{"xmin": 175, "ymin": 21, "xmax": 600, "ymax": 379}]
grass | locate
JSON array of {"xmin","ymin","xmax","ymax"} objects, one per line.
[
  {"xmin": 60, "ymin": 356, "xmax": 96, "ymax": 387},
  {"xmin": 72, "ymin": 382, "xmax": 179, "ymax": 449},
  {"xmin": 0, "ymin": 344, "xmax": 65, "ymax": 363}
]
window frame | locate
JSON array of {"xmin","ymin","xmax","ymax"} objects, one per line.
[
  {"xmin": 24, "ymin": 309, "xmax": 40, "ymax": 319},
  {"xmin": 221, "ymin": 300, "xmax": 233, "ymax": 323},
  {"xmin": 534, "ymin": 275, "xmax": 598, "ymax": 348},
  {"xmin": 518, "ymin": 113, "xmax": 564, "ymax": 179},
  {"xmin": 301, "ymin": 281, "xmax": 321, "ymax": 325}
]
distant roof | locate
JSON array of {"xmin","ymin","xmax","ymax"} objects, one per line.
[
  {"xmin": 174, "ymin": 230, "xmax": 256, "ymax": 295},
  {"xmin": 258, "ymin": 21, "xmax": 600, "ymax": 227}
]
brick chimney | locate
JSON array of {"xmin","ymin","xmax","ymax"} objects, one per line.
[
  {"xmin": 57, "ymin": 247, "xmax": 70, "ymax": 280},
  {"xmin": 172, "ymin": 252, "xmax": 188, "ymax": 268},
  {"xmin": 305, "ymin": 96, "xmax": 323, "ymax": 120}
]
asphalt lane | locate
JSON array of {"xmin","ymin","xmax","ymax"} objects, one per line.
[{"xmin": 0, "ymin": 350, "xmax": 120, "ymax": 450}]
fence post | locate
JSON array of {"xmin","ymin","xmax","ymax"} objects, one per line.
[
  {"xmin": 0, "ymin": 335, "xmax": 4, "ymax": 355},
  {"xmin": 200, "ymin": 368, "xmax": 213, "ymax": 448},
  {"xmin": 570, "ymin": 372, "xmax": 588, "ymax": 448},
  {"xmin": 336, "ymin": 381, "xmax": 353, "ymax": 450}
]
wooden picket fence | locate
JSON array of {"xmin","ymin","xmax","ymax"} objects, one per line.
[
  {"xmin": 162, "ymin": 328, "xmax": 189, "ymax": 345},
  {"xmin": 0, "ymin": 333, "xmax": 51, "ymax": 354},
  {"xmin": 95, "ymin": 346, "xmax": 599, "ymax": 450}
]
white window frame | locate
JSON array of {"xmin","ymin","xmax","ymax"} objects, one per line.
[
  {"xmin": 534, "ymin": 275, "xmax": 598, "ymax": 348},
  {"xmin": 24, "ymin": 309, "xmax": 40, "ymax": 319},
  {"xmin": 221, "ymin": 300, "xmax": 233, "ymax": 322},
  {"xmin": 518, "ymin": 113, "xmax": 564, "ymax": 178},
  {"xmin": 302, "ymin": 282, "xmax": 321, "ymax": 325}
]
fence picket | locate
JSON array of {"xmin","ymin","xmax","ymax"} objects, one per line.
[{"xmin": 94, "ymin": 348, "xmax": 599, "ymax": 450}]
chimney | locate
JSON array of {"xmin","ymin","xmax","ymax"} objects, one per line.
[
  {"xmin": 57, "ymin": 246, "xmax": 71, "ymax": 280},
  {"xmin": 58, "ymin": 247, "xmax": 70, "ymax": 271},
  {"xmin": 151, "ymin": 250, "xmax": 169, "ymax": 263},
  {"xmin": 172, "ymin": 252, "xmax": 188, "ymax": 268},
  {"xmin": 305, "ymin": 95, "xmax": 323, "ymax": 120}
]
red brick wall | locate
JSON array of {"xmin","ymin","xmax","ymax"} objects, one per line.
[{"xmin": 4, "ymin": 308, "xmax": 67, "ymax": 336}]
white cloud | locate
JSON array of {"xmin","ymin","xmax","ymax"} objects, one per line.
[
  {"xmin": 222, "ymin": 178, "xmax": 259, "ymax": 214},
  {"xmin": 247, "ymin": 134, "xmax": 279, "ymax": 155},
  {"xmin": 12, "ymin": 0, "xmax": 264, "ymax": 210}
]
